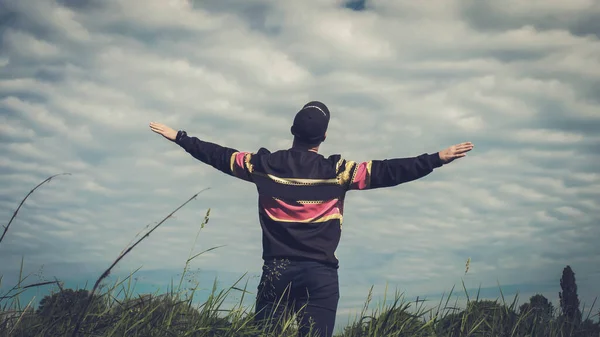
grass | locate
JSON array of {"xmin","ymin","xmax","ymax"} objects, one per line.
[{"xmin": 1, "ymin": 175, "xmax": 599, "ymax": 336}]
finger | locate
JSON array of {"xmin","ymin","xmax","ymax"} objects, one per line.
[
  {"xmin": 455, "ymin": 144, "xmax": 473, "ymax": 151},
  {"xmin": 453, "ymin": 147, "xmax": 470, "ymax": 154},
  {"xmin": 150, "ymin": 127, "xmax": 164, "ymax": 134},
  {"xmin": 456, "ymin": 145, "xmax": 474, "ymax": 152}
]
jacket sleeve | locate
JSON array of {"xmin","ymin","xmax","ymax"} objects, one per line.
[
  {"xmin": 340, "ymin": 153, "xmax": 443, "ymax": 191},
  {"xmin": 175, "ymin": 130, "xmax": 254, "ymax": 182}
]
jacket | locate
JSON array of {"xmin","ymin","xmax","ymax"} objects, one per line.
[{"xmin": 175, "ymin": 130, "xmax": 443, "ymax": 268}]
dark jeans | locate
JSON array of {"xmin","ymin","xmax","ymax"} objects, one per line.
[{"xmin": 255, "ymin": 258, "xmax": 339, "ymax": 337}]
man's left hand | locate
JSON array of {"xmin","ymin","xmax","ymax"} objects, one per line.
[{"xmin": 149, "ymin": 122, "xmax": 178, "ymax": 141}]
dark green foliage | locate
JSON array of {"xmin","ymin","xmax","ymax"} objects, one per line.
[
  {"xmin": 580, "ymin": 318, "xmax": 600, "ymax": 337},
  {"xmin": 519, "ymin": 294, "xmax": 555, "ymax": 320},
  {"xmin": 340, "ymin": 301, "xmax": 432, "ymax": 337},
  {"xmin": 107, "ymin": 293, "xmax": 232, "ymax": 336},
  {"xmin": 517, "ymin": 294, "xmax": 556, "ymax": 336},
  {"xmin": 560, "ymin": 265, "xmax": 583, "ymax": 327},
  {"xmin": 7, "ymin": 289, "xmax": 108, "ymax": 336},
  {"xmin": 2, "ymin": 269, "xmax": 600, "ymax": 337},
  {"xmin": 436, "ymin": 299, "xmax": 520, "ymax": 337},
  {"xmin": 37, "ymin": 289, "xmax": 106, "ymax": 319},
  {"xmin": 2, "ymin": 177, "xmax": 599, "ymax": 336}
]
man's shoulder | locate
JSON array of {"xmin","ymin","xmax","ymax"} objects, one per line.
[
  {"xmin": 254, "ymin": 147, "xmax": 272, "ymax": 156},
  {"xmin": 325, "ymin": 153, "xmax": 344, "ymax": 162},
  {"xmin": 250, "ymin": 148, "xmax": 347, "ymax": 164},
  {"xmin": 250, "ymin": 148, "xmax": 349, "ymax": 164}
]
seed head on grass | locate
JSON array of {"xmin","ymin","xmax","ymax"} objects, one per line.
[{"xmin": 465, "ymin": 257, "xmax": 471, "ymax": 275}]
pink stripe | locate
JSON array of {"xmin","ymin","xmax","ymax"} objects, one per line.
[
  {"xmin": 232, "ymin": 152, "xmax": 251, "ymax": 181},
  {"xmin": 351, "ymin": 162, "xmax": 370, "ymax": 190},
  {"xmin": 261, "ymin": 196, "xmax": 341, "ymax": 222},
  {"xmin": 234, "ymin": 152, "xmax": 247, "ymax": 169}
]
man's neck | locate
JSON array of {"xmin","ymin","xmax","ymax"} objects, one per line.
[{"xmin": 291, "ymin": 142, "xmax": 319, "ymax": 153}]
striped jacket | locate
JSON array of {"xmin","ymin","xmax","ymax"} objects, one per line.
[{"xmin": 175, "ymin": 131, "xmax": 443, "ymax": 268}]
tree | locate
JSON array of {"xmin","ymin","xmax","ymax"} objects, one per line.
[
  {"xmin": 37, "ymin": 288, "xmax": 106, "ymax": 319},
  {"xmin": 519, "ymin": 294, "xmax": 554, "ymax": 319},
  {"xmin": 559, "ymin": 265, "xmax": 582, "ymax": 325},
  {"xmin": 437, "ymin": 299, "xmax": 519, "ymax": 336},
  {"xmin": 32, "ymin": 288, "xmax": 107, "ymax": 336},
  {"xmin": 518, "ymin": 294, "xmax": 555, "ymax": 336}
]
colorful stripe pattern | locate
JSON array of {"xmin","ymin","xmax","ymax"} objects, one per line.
[
  {"xmin": 230, "ymin": 151, "xmax": 253, "ymax": 182},
  {"xmin": 261, "ymin": 197, "xmax": 343, "ymax": 223},
  {"xmin": 174, "ymin": 130, "xmax": 443, "ymax": 267}
]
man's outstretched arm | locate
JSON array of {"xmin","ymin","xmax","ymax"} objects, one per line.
[
  {"xmin": 149, "ymin": 122, "xmax": 253, "ymax": 182},
  {"xmin": 345, "ymin": 142, "xmax": 474, "ymax": 190}
]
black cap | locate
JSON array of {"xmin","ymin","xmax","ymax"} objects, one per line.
[{"xmin": 291, "ymin": 101, "xmax": 330, "ymax": 144}]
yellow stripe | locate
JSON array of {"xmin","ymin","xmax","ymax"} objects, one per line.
[
  {"xmin": 295, "ymin": 200, "xmax": 329, "ymax": 204},
  {"xmin": 365, "ymin": 161, "xmax": 373, "ymax": 189},
  {"xmin": 335, "ymin": 157, "xmax": 345, "ymax": 174},
  {"xmin": 244, "ymin": 153, "xmax": 254, "ymax": 173},
  {"xmin": 272, "ymin": 197, "xmax": 331, "ymax": 205},
  {"xmin": 254, "ymin": 172, "xmax": 338, "ymax": 186},
  {"xmin": 337, "ymin": 160, "xmax": 355, "ymax": 186},
  {"xmin": 229, "ymin": 152, "xmax": 238, "ymax": 174},
  {"xmin": 351, "ymin": 161, "xmax": 359, "ymax": 184}
]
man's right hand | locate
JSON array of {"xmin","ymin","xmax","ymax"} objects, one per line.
[{"xmin": 439, "ymin": 142, "xmax": 474, "ymax": 164}]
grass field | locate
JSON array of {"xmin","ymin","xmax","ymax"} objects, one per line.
[{"xmin": 1, "ymin": 175, "xmax": 598, "ymax": 337}]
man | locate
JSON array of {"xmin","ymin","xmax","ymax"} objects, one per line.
[{"xmin": 149, "ymin": 101, "xmax": 473, "ymax": 337}]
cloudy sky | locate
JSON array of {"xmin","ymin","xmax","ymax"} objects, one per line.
[{"xmin": 1, "ymin": 0, "xmax": 599, "ymax": 331}]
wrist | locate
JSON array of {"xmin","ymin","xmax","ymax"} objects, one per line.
[
  {"xmin": 175, "ymin": 130, "xmax": 186, "ymax": 143},
  {"xmin": 431, "ymin": 152, "xmax": 444, "ymax": 167}
]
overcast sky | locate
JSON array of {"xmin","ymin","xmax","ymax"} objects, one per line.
[{"xmin": 1, "ymin": 0, "xmax": 599, "ymax": 331}]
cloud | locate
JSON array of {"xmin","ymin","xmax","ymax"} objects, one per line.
[{"xmin": 1, "ymin": 0, "xmax": 599, "ymax": 332}]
